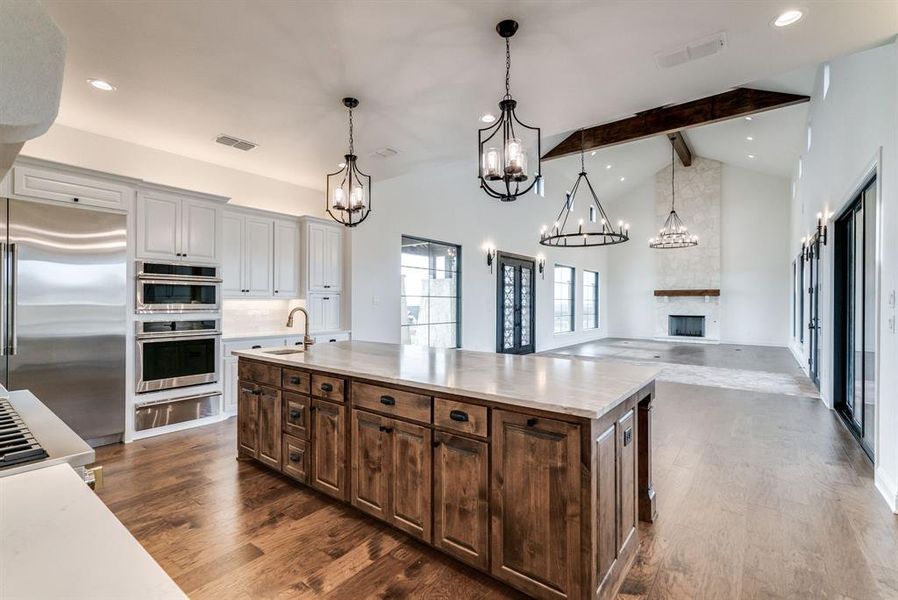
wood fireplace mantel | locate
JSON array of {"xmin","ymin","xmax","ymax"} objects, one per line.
[{"xmin": 654, "ymin": 289, "xmax": 720, "ymax": 297}]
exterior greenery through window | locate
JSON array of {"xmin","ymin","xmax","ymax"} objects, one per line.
[
  {"xmin": 583, "ymin": 270, "xmax": 599, "ymax": 329},
  {"xmin": 554, "ymin": 265, "xmax": 575, "ymax": 333},
  {"xmin": 400, "ymin": 236, "xmax": 460, "ymax": 348}
]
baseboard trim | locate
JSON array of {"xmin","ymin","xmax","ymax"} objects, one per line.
[{"xmin": 875, "ymin": 468, "xmax": 898, "ymax": 514}]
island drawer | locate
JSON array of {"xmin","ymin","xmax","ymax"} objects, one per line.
[
  {"xmin": 282, "ymin": 368, "xmax": 311, "ymax": 394},
  {"xmin": 433, "ymin": 398, "xmax": 488, "ymax": 438},
  {"xmin": 353, "ymin": 381, "xmax": 431, "ymax": 424},
  {"xmin": 283, "ymin": 393, "xmax": 311, "ymax": 439},
  {"xmin": 281, "ymin": 433, "xmax": 309, "ymax": 483},
  {"xmin": 238, "ymin": 360, "xmax": 281, "ymax": 387},
  {"xmin": 312, "ymin": 373, "xmax": 345, "ymax": 402}
]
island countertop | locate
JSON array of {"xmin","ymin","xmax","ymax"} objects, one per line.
[{"xmin": 232, "ymin": 340, "xmax": 659, "ymax": 419}]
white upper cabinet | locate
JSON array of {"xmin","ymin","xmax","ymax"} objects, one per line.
[
  {"xmin": 137, "ymin": 190, "xmax": 222, "ymax": 264},
  {"xmin": 273, "ymin": 219, "xmax": 299, "ymax": 297},
  {"xmin": 303, "ymin": 218, "xmax": 343, "ymax": 293},
  {"xmin": 10, "ymin": 164, "xmax": 134, "ymax": 210},
  {"xmin": 222, "ymin": 209, "xmax": 298, "ymax": 300}
]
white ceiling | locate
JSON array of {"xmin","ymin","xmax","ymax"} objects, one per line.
[{"xmin": 43, "ymin": 0, "xmax": 897, "ymax": 191}]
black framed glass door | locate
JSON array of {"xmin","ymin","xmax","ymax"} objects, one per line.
[
  {"xmin": 496, "ymin": 253, "xmax": 535, "ymax": 354},
  {"xmin": 834, "ymin": 177, "xmax": 877, "ymax": 459},
  {"xmin": 808, "ymin": 242, "xmax": 821, "ymax": 386}
]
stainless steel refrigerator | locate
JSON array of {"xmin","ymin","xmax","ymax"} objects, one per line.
[{"xmin": 0, "ymin": 198, "xmax": 126, "ymax": 446}]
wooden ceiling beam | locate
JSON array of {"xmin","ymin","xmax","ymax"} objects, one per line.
[
  {"xmin": 542, "ymin": 87, "xmax": 810, "ymax": 160},
  {"xmin": 667, "ymin": 131, "xmax": 692, "ymax": 167}
]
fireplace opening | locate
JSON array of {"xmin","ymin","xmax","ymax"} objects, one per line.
[{"xmin": 669, "ymin": 315, "xmax": 705, "ymax": 337}]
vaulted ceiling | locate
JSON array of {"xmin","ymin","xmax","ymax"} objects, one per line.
[{"xmin": 43, "ymin": 0, "xmax": 897, "ymax": 191}]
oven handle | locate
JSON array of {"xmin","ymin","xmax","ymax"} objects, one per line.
[
  {"xmin": 136, "ymin": 331, "xmax": 222, "ymax": 341},
  {"xmin": 137, "ymin": 275, "xmax": 223, "ymax": 284}
]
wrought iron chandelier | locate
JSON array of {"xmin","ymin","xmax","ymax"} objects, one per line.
[
  {"xmin": 326, "ymin": 97, "xmax": 371, "ymax": 227},
  {"xmin": 539, "ymin": 132, "xmax": 629, "ymax": 248},
  {"xmin": 478, "ymin": 19, "xmax": 541, "ymax": 202},
  {"xmin": 648, "ymin": 144, "xmax": 698, "ymax": 249}
]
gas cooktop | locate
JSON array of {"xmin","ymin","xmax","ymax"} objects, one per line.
[{"xmin": 0, "ymin": 397, "xmax": 49, "ymax": 469}]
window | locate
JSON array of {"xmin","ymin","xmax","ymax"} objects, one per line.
[
  {"xmin": 583, "ymin": 270, "xmax": 599, "ymax": 329},
  {"xmin": 400, "ymin": 236, "xmax": 460, "ymax": 348},
  {"xmin": 553, "ymin": 265, "xmax": 575, "ymax": 333}
]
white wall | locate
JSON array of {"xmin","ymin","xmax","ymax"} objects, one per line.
[
  {"xmin": 789, "ymin": 41, "xmax": 898, "ymax": 512},
  {"xmin": 350, "ymin": 158, "xmax": 609, "ymax": 353},
  {"xmin": 605, "ymin": 163, "xmax": 791, "ymax": 346},
  {"xmin": 20, "ymin": 123, "xmax": 324, "ymax": 216}
]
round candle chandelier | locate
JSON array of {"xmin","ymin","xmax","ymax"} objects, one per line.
[
  {"xmin": 326, "ymin": 97, "xmax": 371, "ymax": 227},
  {"xmin": 539, "ymin": 132, "xmax": 629, "ymax": 248},
  {"xmin": 477, "ymin": 19, "xmax": 542, "ymax": 202},
  {"xmin": 649, "ymin": 144, "xmax": 698, "ymax": 249}
]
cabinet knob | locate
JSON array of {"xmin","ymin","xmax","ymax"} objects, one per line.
[
  {"xmin": 320, "ymin": 382, "xmax": 334, "ymax": 393},
  {"xmin": 526, "ymin": 417, "xmax": 538, "ymax": 427},
  {"xmin": 289, "ymin": 409, "xmax": 302, "ymax": 419},
  {"xmin": 379, "ymin": 395, "xmax": 395, "ymax": 406},
  {"xmin": 289, "ymin": 376, "xmax": 302, "ymax": 384},
  {"xmin": 432, "ymin": 440, "xmax": 441, "ymax": 448},
  {"xmin": 449, "ymin": 410, "xmax": 469, "ymax": 422},
  {"xmin": 252, "ymin": 388, "xmax": 261, "ymax": 396},
  {"xmin": 289, "ymin": 451, "xmax": 301, "ymax": 463},
  {"xmin": 73, "ymin": 197, "xmax": 80, "ymax": 203},
  {"xmin": 274, "ymin": 290, "xmax": 279, "ymax": 294}
]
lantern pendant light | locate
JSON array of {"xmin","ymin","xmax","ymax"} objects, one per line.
[
  {"xmin": 326, "ymin": 97, "xmax": 372, "ymax": 227},
  {"xmin": 648, "ymin": 144, "xmax": 698, "ymax": 249},
  {"xmin": 478, "ymin": 19, "xmax": 542, "ymax": 202},
  {"xmin": 539, "ymin": 131, "xmax": 629, "ymax": 248}
]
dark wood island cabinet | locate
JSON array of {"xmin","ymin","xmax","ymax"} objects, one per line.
[{"xmin": 233, "ymin": 341, "xmax": 658, "ymax": 600}]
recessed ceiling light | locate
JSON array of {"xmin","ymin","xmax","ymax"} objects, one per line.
[
  {"xmin": 773, "ymin": 9, "xmax": 803, "ymax": 27},
  {"xmin": 746, "ymin": 136, "xmax": 754, "ymax": 141},
  {"xmin": 745, "ymin": 116, "xmax": 753, "ymax": 121},
  {"xmin": 605, "ymin": 164, "xmax": 612, "ymax": 169},
  {"xmin": 479, "ymin": 113, "xmax": 496, "ymax": 123},
  {"xmin": 748, "ymin": 154, "xmax": 756, "ymax": 159},
  {"xmin": 87, "ymin": 78, "xmax": 116, "ymax": 91},
  {"xmin": 620, "ymin": 176, "xmax": 626, "ymax": 182}
]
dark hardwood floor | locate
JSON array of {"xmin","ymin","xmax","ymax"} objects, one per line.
[{"xmin": 95, "ymin": 380, "xmax": 898, "ymax": 599}]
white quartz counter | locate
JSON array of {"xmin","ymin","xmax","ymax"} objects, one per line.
[
  {"xmin": 0, "ymin": 463, "xmax": 186, "ymax": 599},
  {"xmin": 233, "ymin": 341, "xmax": 660, "ymax": 419}
]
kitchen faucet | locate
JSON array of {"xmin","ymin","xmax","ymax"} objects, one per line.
[{"xmin": 286, "ymin": 306, "xmax": 315, "ymax": 351}]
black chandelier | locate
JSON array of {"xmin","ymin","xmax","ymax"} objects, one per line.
[
  {"xmin": 478, "ymin": 19, "xmax": 541, "ymax": 202},
  {"xmin": 539, "ymin": 133, "xmax": 629, "ymax": 248},
  {"xmin": 648, "ymin": 144, "xmax": 698, "ymax": 249},
  {"xmin": 326, "ymin": 97, "xmax": 371, "ymax": 227}
]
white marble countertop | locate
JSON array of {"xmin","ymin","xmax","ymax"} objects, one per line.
[
  {"xmin": 233, "ymin": 341, "xmax": 659, "ymax": 419},
  {"xmin": 0, "ymin": 463, "xmax": 186, "ymax": 599},
  {"xmin": 0, "ymin": 390, "xmax": 95, "ymax": 478}
]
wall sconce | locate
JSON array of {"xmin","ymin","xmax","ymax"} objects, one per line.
[
  {"xmin": 482, "ymin": 242, "xmax": 496, "ymax": 273},
  {"xmin": 815, "ymin": 212, "xmax": 828, "ymax": 246},
  {"xmin": 536, "ymin": 254, "xmax": 546, "ymax": 279}
]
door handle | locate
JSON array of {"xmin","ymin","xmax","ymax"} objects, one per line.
[{"xmin": 9, "ymin": 243, "xmax": 17, "ymax": 355}]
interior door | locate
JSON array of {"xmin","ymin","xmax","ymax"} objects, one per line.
[{"xmin": 496, "ymin": 253, "xmax": 535, "ymax": 354}]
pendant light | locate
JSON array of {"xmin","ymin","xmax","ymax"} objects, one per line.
[
  {"xmin": 478, "ymin": 19, "xmax": 541, "ymax": 202},
  {"xmin": 648, "ymin": 144, "xmax": 698, "ymax": 249},
  {"xmin": 539, "ymin": 131, "xmax": 629, "ymax": 247},
  {"xmin": 326, "ymin": 97, "xmax": 372, "ymax": 227}
]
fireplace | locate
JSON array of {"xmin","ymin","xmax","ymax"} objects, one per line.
[{"xmin": 669, "ymin": 315, "xmax": 705, "ymax": 338}]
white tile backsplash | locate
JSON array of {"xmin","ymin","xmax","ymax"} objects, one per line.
[{"xmin": 222, "ymin": 299, "xmax": 305, "ymax": 334}]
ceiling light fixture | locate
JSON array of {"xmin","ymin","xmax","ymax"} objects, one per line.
[
  {"xmin": 87, "ymin": 78, "xmax": 115, "ymax": 91},
  {"xmin": 748, "ymin": 154, "xmax": 756, "ymax": 159},
  {"xmin": 773, "ymin": 9, "xmax": 803, "ymax": 27},
  {"xmin": 620, "ymin": 176, "xmax": 626, "ymax": 182},
  {"xmin": 649, "ymin": 144, "xmax": 698, "ymax": 250},
  {"xmin": 606, "ymin": 164, "xmax": 612, "ymax": 170},
  {"xmin": 480, "ymin": 113, "xmax": 496, "ymax": 123},
  {"xmin": 539, "ymin": 131, "xmax": 629, "ymax": 248},
  {"xmin": 478, "ymin": 19, "xmax": 542, "ymax": 202},
  {"xmin": 746, "ymin": 136, "xmax": 754, "ymax": 141},
  {"xmin": 326, "ymin": 97, "xmax": 371, "ymax": 227}
]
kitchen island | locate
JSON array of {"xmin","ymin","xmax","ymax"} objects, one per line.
[{"xmin": 232, "ymin": 341, "xmax": 659, "ymax": 600}]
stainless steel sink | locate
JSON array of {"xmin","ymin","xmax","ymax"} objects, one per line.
[{"xmin": 262, "ymin": 348, "xmax": 305, "ymax": 356}]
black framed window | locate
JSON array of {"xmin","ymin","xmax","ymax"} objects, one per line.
[
  {"xmin": 400, "ymin": 236, "xmax": 460, "ymax": 348},
  {"xmin": 554, "ymin": 265, "xmax": 575, "ymax": 333},
  {"xmin": 583, "ymin": 270, "xmax": 599, "ymax": 329}
]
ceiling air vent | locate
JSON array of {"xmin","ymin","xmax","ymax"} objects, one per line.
[
  {"xmin": 370, "ymin": 147, "xmax": 398, "ymax": 159},
  {"xmin": 655, "ymin": 32, "xmax": 727, "ymax": 69},
  {"xmin": 215, "ymin": 134, "xmax": 258, "ymax": 151}
]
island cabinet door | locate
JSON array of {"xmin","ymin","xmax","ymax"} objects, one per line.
[
  {"xmin": 237, "ymin": 382, "xmax": 259, "ymax": 458},
  {"xmin": 351, "ymin": 409, "xmax": 391, "ymax": 520},
  {"xmin": 257, "ymin": 385, "xmax": 282, "ymax": 470},
  {"xmin": 433, "ymin": 431, "xmax": 489, "ymax": 570},
  {"xmin": 389, "ymin": 420, "xmax": 432, "ymax": 543},
  {"xmin": 311, "ymin": 399, "xmax": 347, "ymax": 500},
  {"xmin": 491, "ymin": 410, "xmax": 581, "ymax": 600}
]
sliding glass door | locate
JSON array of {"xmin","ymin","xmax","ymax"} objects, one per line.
[{"xmin": 834, "ymin": 177, "xmax": 877, "ymax": 459}]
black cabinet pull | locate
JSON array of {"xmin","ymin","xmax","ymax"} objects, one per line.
[
  {"xmin": 384, "ymin": 427, "xmax": 393, "ymax": 434},
  {"xmin": 329, "ymin": 338, "xmax": 337, "ymax": 343},
  {"xmin": 432, "ymin": 440, "xmax": 441, "ymax": 448},
  {"xmin": 320, "ymin": 382, "xmax": 334, "ymax": 393},
  {"xmin": 251, "ymin": 345, "xmax": 262, "ymax": 349},
  {"xmin": 449, "ymin": 410, "xmax": 469, "ymax": 422},
  {"xmin": 295, "ymin": 341, "xmax": 302, "ymax": 345},
  {"xmin": 289, "ymin": 451, "xmax": 301, "ymax": 462},
  {"xmin": 323, "ymin": 296, "xmax": 330, "ymax": 300},
  {"xmin": 378, "ymin": 425, "xmax": 387, "ymax": 432},
  {"xmin": 289, "ymin": 376, "xmax": 302, "ymax": 384},
  {"xmin": 73, "ymin": 197, "xmax": 80, "ymax": 203},
  {"xmin": 380, "ymin": 395, "xmax": 395, "ymax": 406},
  {"xmin": 289, "ymin": 409, "xmax": 302, "ymax": 419},
  {"xmin": 310, "ymin": 405, "xmax": 317, "ymax": 412},
  {"xmin": 274, "ymin": 290, "xmax": 279, "ymax": 294},
  {"xmin": 252, "ymin": 388, "xmax": 262, "ymax": 396},
  {"xmin": 526, "ymin": 417, "xmax": 538, "ymax": 427}
]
